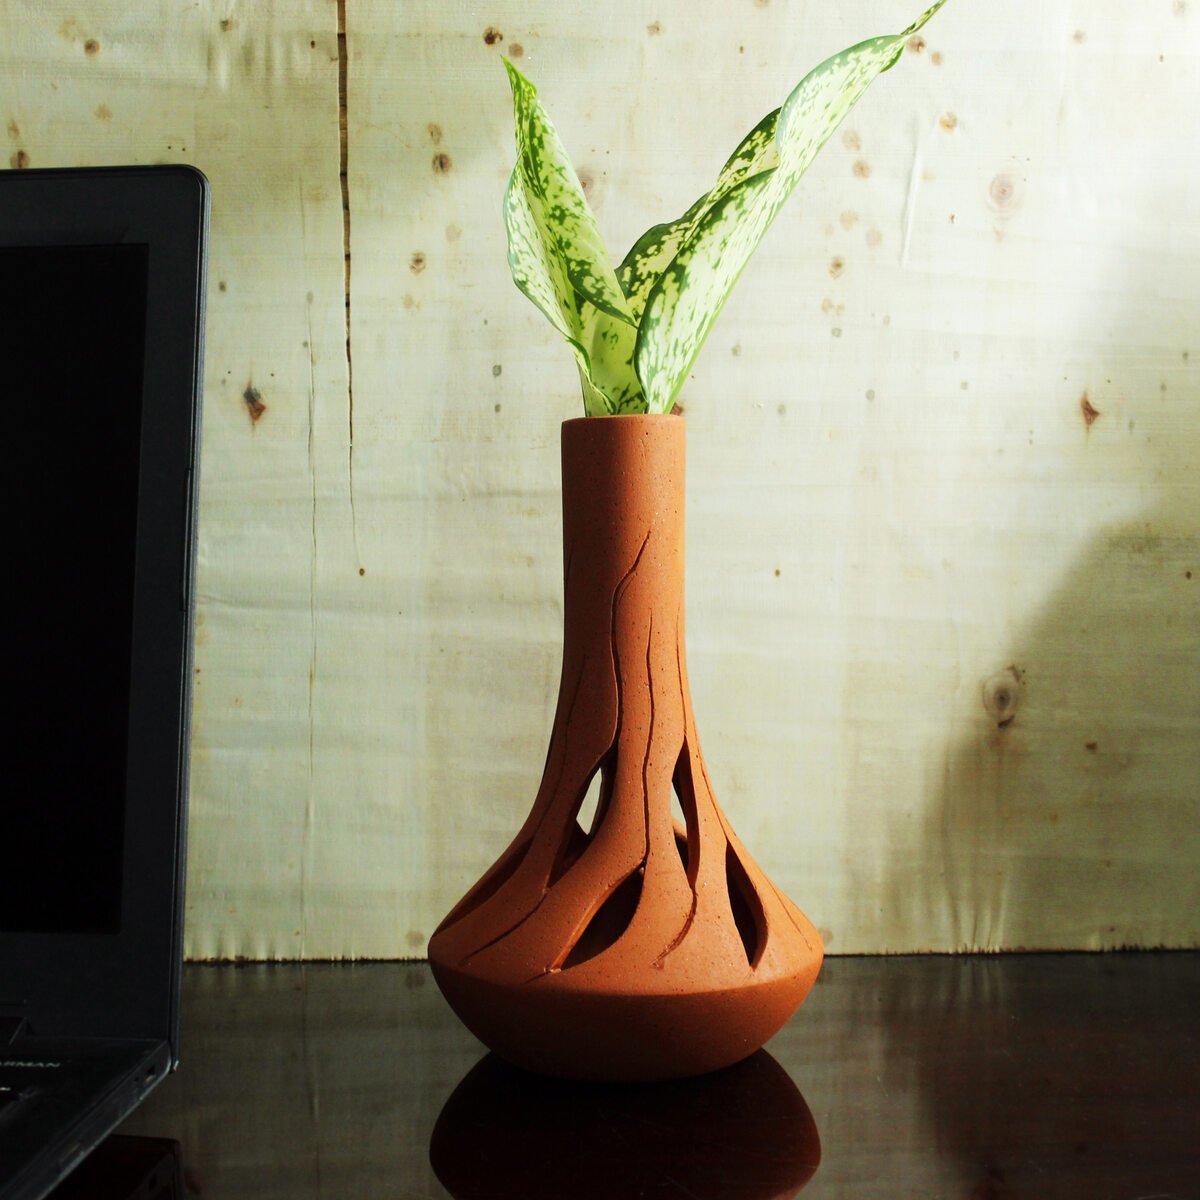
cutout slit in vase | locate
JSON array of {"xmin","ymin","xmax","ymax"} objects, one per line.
[{"xmin": 429, "ymin": 415, "xmax": 823, "ymax": 1081}]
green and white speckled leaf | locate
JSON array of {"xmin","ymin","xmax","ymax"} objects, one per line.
[
  {"xmin": 617, "ymin": 109, "xmax": 779, "ymax": 325},
  {"xmin": 502, "ymin": 168, "xmax": 582, "ymax": 366},
  {"xmin": 634, "ymin": 0, "xmax": 947, "ymax": 413},
  {"xmin": 504, "ymin": 60, "xmax": 631, "ymax": 324},
  {"xmin": 581, "ymin": 306, "xmax": 646, "ymax": 413},
  {"xmin": 503, "ymin": 59, "xmax": 643, "ymax": 414},
  {"xmin": 503, "ymin": 166, "xmax": 612, "ymax": 415}
]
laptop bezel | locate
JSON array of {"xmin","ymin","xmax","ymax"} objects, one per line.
[{"xmin": 0, "ymin": 164, "xmax": 208, "ymax": 1061}]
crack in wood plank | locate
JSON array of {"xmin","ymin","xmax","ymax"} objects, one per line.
[{"xmin": 337, "ymin": 0, "xmax": 359, "ymax": 561}]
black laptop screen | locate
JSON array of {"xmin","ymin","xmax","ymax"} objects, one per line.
[{"xmin": 0, "ymin": 243, "xmax": 148, "ymax": 934}]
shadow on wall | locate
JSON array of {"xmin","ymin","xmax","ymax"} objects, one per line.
[
  {"xmin": 915, "ymin": 505, "xmax": 1198, "ymax": 951},
  {"xmin": 879, "ymin": 278, "xmax": 1199, "ymax": 954}
]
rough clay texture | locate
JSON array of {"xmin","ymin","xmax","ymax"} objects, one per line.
[{"xmin": 429, "ymin": 415, "xmax": 823, "ymax": 1081}]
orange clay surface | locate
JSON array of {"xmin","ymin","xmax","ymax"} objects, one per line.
[{"xmin": 429, "ymin": 415, "xmax": 823, "ymax": 1081}]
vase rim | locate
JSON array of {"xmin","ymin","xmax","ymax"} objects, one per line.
[{"xmin": 561, "ymin": 412, "xmax": 683, "ymax": 429}]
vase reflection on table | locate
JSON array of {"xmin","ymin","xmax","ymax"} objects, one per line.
[{"xmin": 429, "ymin": 1048, "xmax": 821, "ymax": 1199}]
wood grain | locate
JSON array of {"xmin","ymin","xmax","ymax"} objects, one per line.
[{"xmin": 3, "ymin": 0, "xmax": 1196, "ymax": 957}]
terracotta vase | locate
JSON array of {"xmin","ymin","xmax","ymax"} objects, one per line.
[{"xmin": 428, "ymin": 414, "xmax": 823, "ymax": 1081}]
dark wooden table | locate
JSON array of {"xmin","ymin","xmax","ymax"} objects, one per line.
[{"xmin": 72, "ymin": 953, "xmax": 1200, "ymax": 1197}]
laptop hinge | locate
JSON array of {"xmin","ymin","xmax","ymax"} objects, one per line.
[{"xmin": 0, "ymin": 1014, "xmax": 27, "ymax": 1044}]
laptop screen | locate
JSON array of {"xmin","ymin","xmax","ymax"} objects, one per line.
[
  {"xmin": 0, "ymin": 243, "xmax": 150, "ymax": 934},
  {"xmin": 0, "ymin": 164, "xmax": 205, "ymax": 1050}
]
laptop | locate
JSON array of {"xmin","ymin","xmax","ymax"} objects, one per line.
[{"xmin": 0, "ymin": 165, "xmax": 208, "ymax": 1200}]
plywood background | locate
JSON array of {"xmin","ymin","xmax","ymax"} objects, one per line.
[{"xmin": 4, "ymin": 0, "xmax": 1196, "ymax": 958}]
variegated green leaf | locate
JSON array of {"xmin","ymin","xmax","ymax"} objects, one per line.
[
  {"xmin": 502, "ymin": 167, "xmax": 584, "ymax": 363},
  {"xmin": 581, "ymin": 306, "xmax": 646, "ymax": 413},
  {"xmin": 618, "ymin": 109, "xmax": 780, "ymax": 324},
  {"xmin": 504, "ymin": 60, "xmax": 632, "ymax": 327},
  {"xmin": 504, "ymin": 166, "xmax": 609, "ymax": 414},
  {"xmin": 502, "ymin": 59, "xmax": 642, "ymax": 414},
  {"xmin": 635, "ymin": 0, "xmax": 947, "ymax": 413}
]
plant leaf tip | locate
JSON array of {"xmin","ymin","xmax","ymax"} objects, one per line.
[{"xmin": 502, "ymin": 56, "xmax": 529, "ymax": 91}]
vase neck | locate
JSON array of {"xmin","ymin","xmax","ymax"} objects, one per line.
[{"xmin": 560, "ymin": 417, "xmax": 686, "ymax": 622}]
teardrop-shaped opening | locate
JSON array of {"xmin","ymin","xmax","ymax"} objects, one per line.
[
  {"xmin": 583, "ymin": 752, "xmax": 616, "ymax": 837},
  {"xmin": 576, "ymin": 764, "xmax": 604, "ymax": 836},
  {"xmin": 560, "ymin": 867, "xmax": 644, "ymax": 971},
  {"xmin": 437, "ymin": 835, "xmax": 533, "ymax": 932},
  {"xmin": 672, "ymin": 822, "xmax": 689, "ymax": 873},
  {"xmin": 548, "ymin": 753, "xmax": 615, "ymax": 887},
  {"xmin": 671, "ymin": 790, "xmax": 689, "ymax": 874},
  {"xmin": 672, "ymin": 741, "xmax": 700, "ymax": 884},
  {"xmin": 725, "ymin": 843, "xmax": 767, "ymax": 969}
]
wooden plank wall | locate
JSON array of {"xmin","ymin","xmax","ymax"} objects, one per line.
[{"xmin": 3, "ymin": 1, "xmax": 1196, "ymax": 958}]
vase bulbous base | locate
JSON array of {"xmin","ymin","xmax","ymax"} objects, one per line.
[{"xmin": 431, "ymin": 951, "xmax": 822, "ymax": 1083}]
